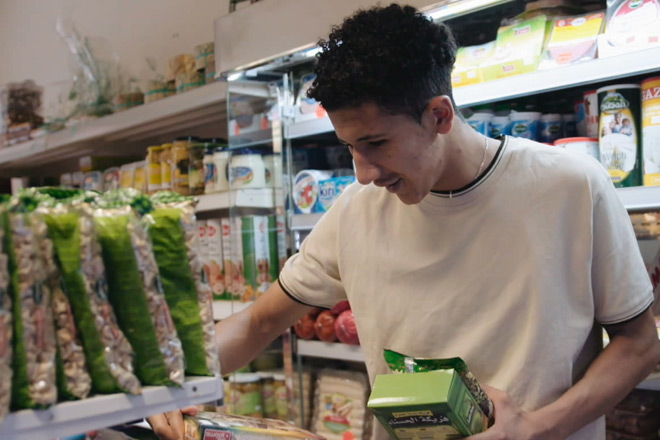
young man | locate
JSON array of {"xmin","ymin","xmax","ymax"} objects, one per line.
[{"xmin": 149, "ymin": 4, "xmax": 659, "ymax": 440}]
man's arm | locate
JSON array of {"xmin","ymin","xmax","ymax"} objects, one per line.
[
  {"xmin": 215, "ymin": 281, "xmax": 313, "ymax": 374},
  {"xmin": 148, "ymin": 282, "xmax": 312, "ymax": 440},
  {"xmin": 469, "ymin": 308, "xmax": 660, "ymax": 440}
]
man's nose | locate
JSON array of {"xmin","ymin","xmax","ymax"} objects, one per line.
[{"xmin": 351, "ymin": 149, "xmax": 381, "ymax": 185}]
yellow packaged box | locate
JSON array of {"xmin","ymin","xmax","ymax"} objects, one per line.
[{"xmin": 451, "ymin": 41, "xmax": 495, "ymax": 88}]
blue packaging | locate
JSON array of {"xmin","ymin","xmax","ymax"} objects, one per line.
[
  {"xmin": 539, "ymin": 114, "xmax": 563, "ymax": 143},
  {"xmin": 467, "ymin": 113, "xmax": 493, "ymax": 136},
  {"xmin": 508, "ymin": 112, "xmax": 541, "ymax": 140},
  {"xmin": 316, "ymin": 176, "xmax": 356, "ymax": 213},
  {"xmin": 490, "ymin": 116, "xmax": 510, "ymax": 137}
]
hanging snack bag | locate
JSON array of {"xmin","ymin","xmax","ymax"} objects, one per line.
[
  {"xmin": 32, "ymin": 205, "xmax": 92, "ymax": 401},
  {"xmin": 1, "ymin": 198, "xmax": 57, "ymax": 409},
  {"xmin": 93, "ymin": 190, "xmax": 185, "ymax": 386},
  {"xmin": 0, "ymin": 201, "xmax": 12, "ymax": 424},
  {"xmin": 42, "ymin": 202, "xmax": 141, "ymax": 395},
  {"xmin": 150, "ymin": 191, "xmax": 220, "ymax": 377}
]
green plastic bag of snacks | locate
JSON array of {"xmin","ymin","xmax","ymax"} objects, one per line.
[
  {"xmin": 150, "ymin": 192, "xmax": 220, "ymax": 377},
  {"xmin": 93, "ymin": 192, "xmax": 185, "ymax": 386},
  {"xmin": 32, "ymin": 206, "xmax": 92, "ymax": 400},
  {"xmin": 383, "ymin": 349, "xmax": 494, "ymax": 422},
  {"xmin": 42, "ymin": 203, "xmax": 141, "ymax": 394},
  {"xmin": 1, "ymin": 199, "xmax": 57, "ymax": 409},
  {"xmin": 0, "ymin": 201, "xmax": 12, "ymax": 424}
]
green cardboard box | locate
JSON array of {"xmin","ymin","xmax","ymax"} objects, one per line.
[{"xmin": 368, "ymin": 371, "xmax": 487, "ymax": 440}]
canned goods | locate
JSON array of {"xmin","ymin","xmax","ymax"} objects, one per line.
[
  {"xmin": 188, "ymin": 143, "xmax": 206, "ymax": 195},
  {"xmin": 597, "ymin": 84, "xmax": 642, "ymax": 187},
  {"xmin": 227, "ymin": 373, "xmax": 263, "ymax": 418},
  {"xmin": 256, "ymin": 371, "xmax": 277, "ymax": 419},
  {"xmin": 642, "ymin": 77, "xmax": 660, "ymax": 186},
  {"xmin": 273, "ymin": 373, "xmax": 288, "ymax": 421},
  {"xmin": 147, "ymin": 146, "xmax": 163, "ymax": 193},
  {"xmin": 160, "ymin": 144, "xmax": 173, "ymax": 191},
  {"xmin": 172, "ymin": 137, "xmax": 197, "ymax": 195},
  {"xmin": 583, "ymin": 90, "xmax": 599, "ymax": 138}
]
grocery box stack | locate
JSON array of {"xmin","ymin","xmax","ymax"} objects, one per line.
[
  {"xmin": 197, "ymin": 214, "xmax": 286, "ymax": 302},
  {"xmin": 451, "ymin": 0, "xmax": 660, "ymax": 88},
  {"xmin": 0, "ymin": 188, "xmax": 220, "ymax": 429}
]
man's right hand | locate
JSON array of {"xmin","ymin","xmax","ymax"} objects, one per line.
[{"xmin": 147, "ymin": 406, "xmax": 199, "ymax": 440}]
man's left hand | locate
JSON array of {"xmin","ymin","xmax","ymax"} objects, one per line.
[{"xmin": 466, "ymin": 385, "xmax": 557, "ymax": 440}]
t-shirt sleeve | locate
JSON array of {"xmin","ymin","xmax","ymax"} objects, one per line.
[
  {"xmin": 591, "ymin": 168, "xmax": 653, "ymax": 325},
  {"xmin": 277, "ymin": 189, "xmax": 350, "ymax": 309}
]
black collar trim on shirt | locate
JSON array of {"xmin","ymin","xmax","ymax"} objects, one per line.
[{"xmin": 430, "ymin": 136, "xmax": 507, "ymax": 198}]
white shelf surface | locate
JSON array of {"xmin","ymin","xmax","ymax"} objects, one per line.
[
  {"xmin": 616, "ymin": 186, "xmax": 660, "ymax": 213},
  {"xmin": 213, "ymin": 300, "xmax": 253, "ymax": 320},
  {"xmin": 195, "ymin": 188, "xmax": 275, "ymax": 213},
  {"xmin": 0, "ymin": 376, "xmax": 223, "ymax": 440},
  {"xmin": 638, "ymin": 372, "xmax": 660, "ymax": 391},
  {"xmin": 296, "ymin": 340, "xmax": 364, "ymax": 362},
  {"xmin": 454, "ymin": 47, "xmax": 660, "ymax": 107},
  {"xmin": 0, "ymin": 81, "xmax": 228, "ymax": 174},
  {"xmin": 291, "ymin": 213, "xmax": 325, "ymax": 231}
]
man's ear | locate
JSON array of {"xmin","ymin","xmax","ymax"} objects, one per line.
[{"xmin": 426, "ymin": 96, "xmax": 455, "ymax": 135}]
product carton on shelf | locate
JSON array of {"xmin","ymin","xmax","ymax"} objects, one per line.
[
  {"xmin": 242, "ymin": 215, "xmax": 272, "ymax": 300},
  {"xmin": 221, "ymin": 216, "xmax": 246, "ymax": 301},
  {"xmin": 539, "ymin": 12, "xmax": 605, "ymax": 70},
  {"xmin": 206, "ymin": 219, "xmax": 226, "ymax": 300},
  {"xmin": 451, "ymin": 41, "xmax": 495, "ymax": 88},
  {"xmin": 597, "ymin": 0, "xmax": 660, "ymax": 59},
  {"xmin": 482, "ymin": 15, "xmax": 549, "ymax": 81}
]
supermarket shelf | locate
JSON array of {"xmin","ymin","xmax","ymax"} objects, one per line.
[
  {"xmin": 286, "ymin": 117, "xmax": 334, "ymax": 140},
  {"xmin": 213, "ymin": 300, "xmax": 253, "ymax": 320},
  {"xmin": 280, "ymin": 48, "xmax": 660, "ymax": 141},
  {"xmin": 290, "ymin": 213, "xmax": 325, "ymax": 230},
  {"xmin": 0, "ymin": 81, "xmax": 229, "ymax": 175},
  {"xmin": 617, "ymin": 186, "xmax": 660, "ymax": 213},
  {"xmin": 453, "ymin": 47, "xmax": 660, "ymax": 107},
  {"xmin": 195, "ymin": 188, "xmax": 275, "ymax": 213},
  {"xmin": 296, "ymin": 340, "xmax": 364, "ymax": 362},
  {"xmin": 0, "ymin": 376, "xmax": 223, "ymax": 440},
  {"xmin": 638, "ymin": 372, "xmax": 660, "ymax": 391}
]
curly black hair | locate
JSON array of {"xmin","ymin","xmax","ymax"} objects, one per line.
[{"xmin": 307, "ymin": 4, "xmax": 458, "ymax": 123}]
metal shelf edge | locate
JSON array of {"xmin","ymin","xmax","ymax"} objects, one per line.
[
  {"xmin": 297, "ymin": 340, "xmax": 364, "ymax": 362},
  {"xmin": 0, "ymin": 376, "xmax": 223, "ymax": 440}
]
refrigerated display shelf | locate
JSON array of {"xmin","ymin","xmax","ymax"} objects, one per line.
[
  {"xmin": 195, "ymin": 188, "xmax": 276, "ymax": 213},
  {"xmin": 290, "ymin": 213, "xmax": 324, "ymax": 231},
  {"xmin": 284, "ymin": 47, "xmax": 660, "ymax": 140},
  {"xmin": 0, "ymin": 81, "xmax": 229, "ymax": 175},
  {"xmin": 296, "ymin": 340, "xmax": 364, "ymax": 362},
  {"xmin": 0, "ymin": 376, "xmax": 223, "ymax": 440},
  {"xmin": 213, "ymin": 300, "xmax": 253, "ymax": 320}
]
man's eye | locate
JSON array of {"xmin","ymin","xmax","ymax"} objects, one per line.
[{"xmin": 368, "ymin": 140, "xmax": 386, "ymax": 147}]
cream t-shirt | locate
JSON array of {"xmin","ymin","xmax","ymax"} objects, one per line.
[{"xmin": 279, "ymin": 136, "xmax": 653, "ymax": 440}]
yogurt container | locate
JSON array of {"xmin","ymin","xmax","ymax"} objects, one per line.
[
  {"xmin": 642, "ymin": 76, "xmax": 660, "ymax": 186},
  {"xmin": 229, "ymin": 148, "xmax": 266, "ymax": 189},
  {"xmin": 539, "ymin": 114, "xmax": 563, "ymax": 143},
  {"xmin": 293, "ymin": 169, "xmax": 334, "ymax": 214},
  {"xmin": 597, "ymin": 84, "xmax": 642, "ymax": 187},
  {"xmin": 213, "ymin": 146, "xmax": 230, "ymax": 191},
  {"xmin": 508, "ymin": 111, "xmax": 542, "ymax": 140},
  {"xmin": 203, "ymin": 149, "xmax": 217, "ymax": 194},
  {"xmin": 467, "ymin": 112, "xmax": 493, "ymax": 135},
  {"xmin": 490, "ymin": 116, "xmax": 510, "ymax": 138},
  {"xmin": 554, "ymin": 137, "xmax": 600, "ymax": 161},
  {"xmin": 317, "ymin": 176, "xmax": 356, "ymax": 212}
]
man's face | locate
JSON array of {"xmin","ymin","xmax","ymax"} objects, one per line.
[{"xmin": 328, "ymin": 102, "xmax": 445, "ymax": 205}]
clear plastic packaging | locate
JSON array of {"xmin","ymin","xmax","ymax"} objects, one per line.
[
  {"xmin": 44, "ymin": 204, "xmax": 141, "ymax": 394},
  {"xmin": 0, "ymin": 216, "xmax": 12, "ymax": 423},
  {"xmin": 150, "ymin": 192, "xmax": 220, "ymax": 377},
  {"xmin": 5, "ymin": 210, "xmax": 57, "ymax": 408},
  {"xmin": 33, "ymin": 213, "xmax": 92, "ymax": 400},
  {"xmin": 93, "ymin": 203, "xmax": 185, "ymax": 386}
]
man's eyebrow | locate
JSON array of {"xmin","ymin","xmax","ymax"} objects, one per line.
[{"xmin": 337, "ymin": 133, "xmax": 387, "ymax": 144}]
